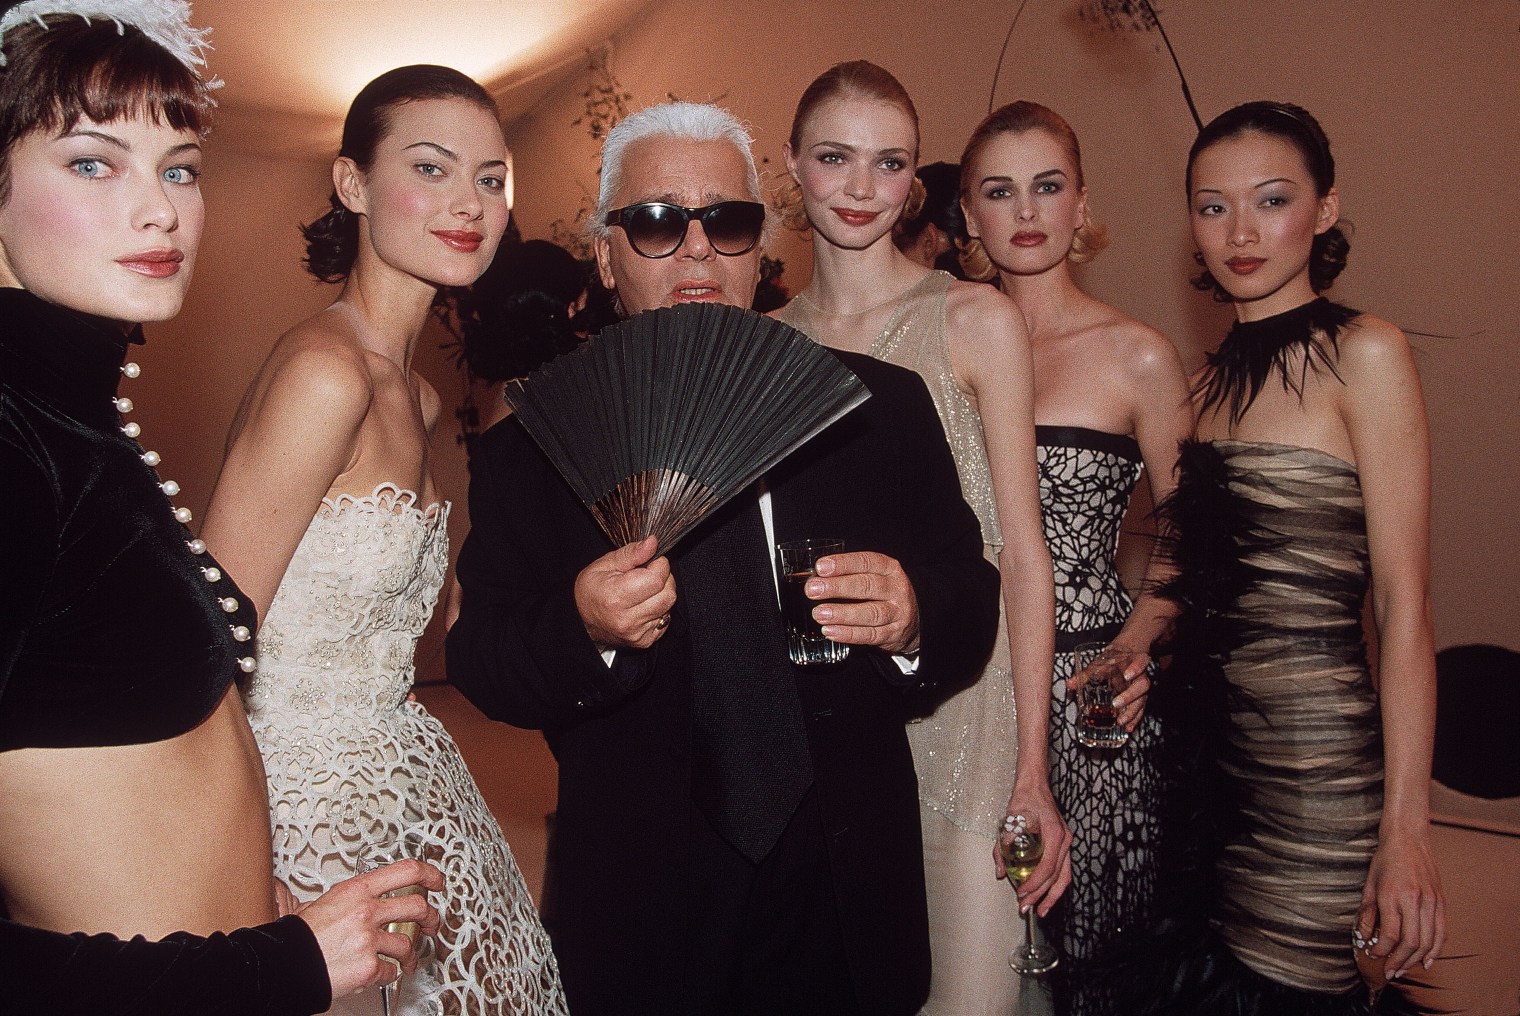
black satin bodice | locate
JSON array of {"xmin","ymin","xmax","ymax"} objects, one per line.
[{"xmin": 0, "ymin": 288, "xmax": 257, "ymax": 751}]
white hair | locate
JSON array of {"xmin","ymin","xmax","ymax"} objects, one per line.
[{"xmin": 593, "ymin": 101, "xmax": 763, "ymax": 240}]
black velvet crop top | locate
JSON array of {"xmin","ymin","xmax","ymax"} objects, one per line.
[{"xmin": 0, "ymin": 289, "xmax": 258, "ymax": 751}]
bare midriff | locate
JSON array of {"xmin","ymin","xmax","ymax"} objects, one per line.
[{"xmin": 0, "ymin": 686, "xmax": 278, "ymax": 938}]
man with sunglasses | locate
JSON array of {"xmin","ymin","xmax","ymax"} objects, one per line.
[{"xmin": 449, "ymin": 102, "xmax": 998, "ymax": 1016}]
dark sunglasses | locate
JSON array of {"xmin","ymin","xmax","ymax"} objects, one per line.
[{"xmin": 604, "ymin": 200, "xmax": 766, "ymax": 259}]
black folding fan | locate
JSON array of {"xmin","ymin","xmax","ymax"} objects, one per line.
[{"xmin": 503, "ymin": 302, "xmax": 869, "ymax": 554}]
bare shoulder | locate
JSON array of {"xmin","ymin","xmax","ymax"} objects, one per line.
[
  {"xmin": 1098, "ymin": 310, "xmax": 1187, "ymax": 385},
  {"xmin": 944, "ymin": 280, "xmax": 1027, "ymax": 345},
  {"xmin": 260, "ymin": 314, "xmax": 376, "ymax": 419},
  {"xmin": 1335, "ymin": 311, "xmax": 1416, "ymax": 376}
]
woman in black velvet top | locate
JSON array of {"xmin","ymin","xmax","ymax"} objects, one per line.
[{"xmin": 0, "ymin": 3, "xmax": 439, "ymax": 1011}]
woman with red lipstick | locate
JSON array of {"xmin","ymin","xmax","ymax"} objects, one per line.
[
  {"xmin": 1120, "ymin": 101, "xmax": 1445, "ymax": 1014},
  {"xmin": 958, "ymin": 100, "xmax": 1190, "ymax": 1016},
  {"xmin": 775, "ymin": 61, "xmax": 1063, "ymax": 1016},
  {"xmin": 0, "ymin": 3, "xmax": 447, "ymax": 1010},
  {"xmin": 201, "ymin": 66, "xmax": 569, "ymax": 1015}
]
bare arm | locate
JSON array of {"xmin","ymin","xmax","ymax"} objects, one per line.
[
  {"xmin": 1106, "ymin": 327, "xmax": 1193, "ymax": 726},
  {"xmin": 199, "ymin": 338, "xmax": 372, "ymax": 619},
  {"xmin": 948, "ymin": 285, "xmax": 1068, "ymax": 914},
  {"xmin": 1339, "ymin": 314, "xmax": 1445, "ymax": 980}
]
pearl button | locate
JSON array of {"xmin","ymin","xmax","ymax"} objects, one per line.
[
  {"xmin": 122, "ymin": 362, "xmax": 141, "ymax": 378},
  {"xmin": 220, "ymin": 597, "xmax": 239, "ymax": 613},
  {"xmin": 186, "ymin": 539, "xmax": 207, "ymax": 555},
  {"xmin": 114, "ymin": 397, "xmax": 133, "ymax": 413},
  {"xmin": 239, "ymin": 657, "xmax": 257, "ymax": 673},
  {"xmin": 160, "ymin": 480, "xmax": 181, "ymax": 496},
  {"xmin": 231, "ymin": 625, "xmax": 251, "ymax": 642},
  {"xmin": 141, "ymin": 450, "xmax": 160, "ymax": 466},
  {"xmin": 173, "ymin": 506, "xmax": 192, "ymax": 524},
  {"xmin": 121, "ymin": 422, "xmax": 141, "ymax": 438},
  {"xmin": 202, "ymin": 566, "xmax": 222, "ymax": 582}
]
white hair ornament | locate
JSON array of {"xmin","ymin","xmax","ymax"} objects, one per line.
[{"xmin": 0, "ymin": 0, "xmax": 219, "ymax": 89}]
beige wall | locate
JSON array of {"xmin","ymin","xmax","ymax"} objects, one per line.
[
  {"xmin": 136, "ymin": 1, "xmax": 1517, "ymax": 659},
  {"xmin": 503, "ymin": 0, "xmax": 1520, "ymax": 651}
]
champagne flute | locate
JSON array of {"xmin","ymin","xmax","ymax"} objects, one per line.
[
  {"xmin": 1001, "ymin": 812, "xmax": 1060, "ymax": 974},
  {"xmin": 358, "ymin": 832, "xmax": 428, "ymax": 1015}
]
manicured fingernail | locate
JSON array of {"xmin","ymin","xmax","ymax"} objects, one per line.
[
  {"xmin": 805, "ymin": 579, "xmax": 825, "ymax": 596},
  {"xmin": 815, "ymin": 605, "xmax": 833, "ymax": 621},
  {"xmin": 820, "ymin": 626, "xmax": 836, "ymax": 638}
]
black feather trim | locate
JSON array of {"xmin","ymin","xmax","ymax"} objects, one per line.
[{"xmin": 1197, "ymin": 297, "xmax": 1359, "ymax": 427}]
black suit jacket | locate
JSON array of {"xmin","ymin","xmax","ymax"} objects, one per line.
[{"xmin": 447, "ymin": 350, "xmax": 999, "ymax": 1014}]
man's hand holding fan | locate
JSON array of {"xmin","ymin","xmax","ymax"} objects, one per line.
[
  {"xmin": 505, "ymin": 303, "xmax": 874, "ymax": 652},
  {"xmin": 573, "ymin": 535, "xmax": 676, "ymax": 651}
]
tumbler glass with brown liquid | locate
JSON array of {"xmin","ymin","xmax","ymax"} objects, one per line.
[{"xmin": 776, "ymin": 538, "xmax": 850, "ymax": 665}]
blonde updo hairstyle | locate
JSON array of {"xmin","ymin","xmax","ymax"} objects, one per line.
[
  {"xmin": 780, "ymin": 60, "xmax": 923, "ymax": 234},
  {"xmin": 957, "ymin": 100, "xmax": 1109, "ymax": 281}
]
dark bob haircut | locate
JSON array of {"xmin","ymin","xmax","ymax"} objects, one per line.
[
  {"xmin": 1187, "ymin": 100, "xmax": 1350, "ymax": 300},
  {"xmin": 0, "ymin": 12, "xmax": 214, "ymax": 200},
  {"xmin": 301, "ymin": 64, "xmax": 500, "ymax": 284}
]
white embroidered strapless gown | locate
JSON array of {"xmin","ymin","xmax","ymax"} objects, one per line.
[{"xmin": 244, "ymin": 484, "xmax": 569, "ymax": 1015}]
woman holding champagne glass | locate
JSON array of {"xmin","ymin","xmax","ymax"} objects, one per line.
[
  {"xmin": 0, "ymin": 1, "xmax": 438, "ymax": 1009},
  {"xmin": 774, "ymin": 61, "xmax": 1064, "ymax": 1015},
  {"xmin": 958, "ymin": 100, "xmax": 1191, "ymax": 1016}
]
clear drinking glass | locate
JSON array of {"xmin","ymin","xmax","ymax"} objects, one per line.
[
  {"xmin": 1072, "ymin": 642, "xmax": 1130, "ymax": 749},
  {"xmin": 775, "ymin": 538, "xmax": 850, "ymax": 665},
  {"xmin": 1001, "ymin": 812, "xmax": 1060, "ymax": 975},
  {"xmin": 357, "ymin": 832, "xmax": 428, "ymax": 1015}
]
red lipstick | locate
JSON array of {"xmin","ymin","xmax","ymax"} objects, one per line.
[
  {"xmin": 433, "ymin": 229, "xmax": 484, "ymax": 253},
  {"xmin": 117, "ymin": 248, "xmax": 183, "ymax": 279},
  {"xmin": 831, "ymin": 208, "xmax": 880, "ymax": 227},
  {"xmin": 1012, "ymin": 231, "xmax": 1047, "ymax": 247},
  {"xmin": 1225, "ymin": 256, "xmax": 1266, "ymax": 275}
]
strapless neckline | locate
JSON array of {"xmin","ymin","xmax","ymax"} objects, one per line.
[
  {"xmin": 1205, "ymin": 437, "xmax": 1358, "ymax": 474},
  {"xmin": 319, "ymin": 481, "xmax": 447, "ymax": 522}
]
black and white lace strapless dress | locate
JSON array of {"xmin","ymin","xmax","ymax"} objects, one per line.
[
  {"xmin": 1038, "ymin": 426, "xmax": 1163, "ymax": 1015},
  {"xmin": 244, "ymin": 484, "xmax": 569, "ymax": 1016}
]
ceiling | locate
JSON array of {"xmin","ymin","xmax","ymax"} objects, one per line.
[{"xmin": 190, "ymin": 0, "xmax": 658, "ymax": 154}]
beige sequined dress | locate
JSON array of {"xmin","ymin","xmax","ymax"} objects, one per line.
[{"xmin": 778, "ymin": 270, "xmax": 1015, "ymax": 836}]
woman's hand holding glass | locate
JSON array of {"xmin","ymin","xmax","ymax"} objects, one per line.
[
  {"xmin": 1067, "ymin": 644, "xmax": 1152, "ymax": 731},
  {"xmin": 994, "ymin": 782, "xmax": 1072, "ymax": 916}
]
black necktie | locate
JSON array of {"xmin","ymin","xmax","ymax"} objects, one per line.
[{"xmin": 675, "ymin": 490, "xmax": 814, "ymax": 862}]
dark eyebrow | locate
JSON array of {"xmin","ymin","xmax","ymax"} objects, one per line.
[
  {"xmin": 1195, "ymin": 177, "xmax": 1299, "ymax": 198},
  {"xmin": 1033, "ymin": 169, "xmax": 1067, "ymax": 180},
  {"xmin": 168, "ymin": 141, "xmax": 202, "ymax": 158},
  {"xmin": 478, "ymin": 159, "xmax": 507, "ymax": 171},
  {"xmin": 402, "ymin": 141, "xmax": 458, "ymax": 161},
  {"xmin": 59, "ymin": 129, "xmax": 130, "ymax": 150}
]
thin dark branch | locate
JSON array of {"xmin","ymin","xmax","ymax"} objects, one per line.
[
  {"xmin": 1140, "ymin": 0, "xmax": 1203, "ymax": 131},
  {"xmin": 988, "ymin": 0, "xmax": 1033, "ymax": 113}
]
